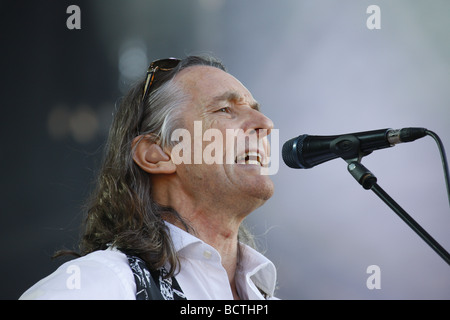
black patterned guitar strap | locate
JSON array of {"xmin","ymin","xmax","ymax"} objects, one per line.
[{"xmin": 127, "ymin": 255, "xmax": 186, "ymax": 300}]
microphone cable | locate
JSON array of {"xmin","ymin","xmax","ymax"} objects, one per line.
[{"xmin": 425, "ymin": 130, "xmax": 450, "ymax": 208}]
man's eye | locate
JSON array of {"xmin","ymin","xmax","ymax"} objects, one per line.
[{"xmin": 217, "ymin": 107, "xmax": 230, "ymax": 113}]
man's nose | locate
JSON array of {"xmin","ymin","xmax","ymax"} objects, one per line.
[{"xmin": 244, "ymin": 108, "xmax": 274, "ymax": 138}]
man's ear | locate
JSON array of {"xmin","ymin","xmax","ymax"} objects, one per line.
[{"xmin": 132, "ymin": 135, "xmax": 176, "ymax": 174}]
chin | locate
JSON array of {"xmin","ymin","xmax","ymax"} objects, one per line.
[
  {"xmin": 261, "ymin": 184, "xmax": 275, "ymax": 201},
  {"xmin": 249, "ymin": 177, "xmax": 275, "ymax": 202}
]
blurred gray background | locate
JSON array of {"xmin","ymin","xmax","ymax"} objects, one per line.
[{"xmin": 1, "ymin": 0, "xmax": 450, "ymax": 299}]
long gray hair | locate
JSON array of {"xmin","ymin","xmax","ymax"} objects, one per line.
[{"xmin": 76, "ymin": 55, "xmax": 255, "ymax": 277}]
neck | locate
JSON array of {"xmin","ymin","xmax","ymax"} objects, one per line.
[
  {"xmin": 167, "ymin": 205, "xmax": 242, "ymax": 289},
  {"xmin": 153, "ymin": 174, "xmax": 255, "ymax": 299},
  {"xmin": 157, "ymin": 191, "xmax": 243, "ymax": 299}
]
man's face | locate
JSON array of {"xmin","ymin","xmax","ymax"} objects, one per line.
[{"xmin": 170, "ymin": 66, "xmax": 275, "ymax": 213}]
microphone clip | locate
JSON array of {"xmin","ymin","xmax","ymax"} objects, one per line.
[{"xmin": 331, "ymin": 135, "xmax": 373, "ymax": 162}]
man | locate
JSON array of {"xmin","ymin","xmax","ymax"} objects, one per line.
[{"xmin": 20, "ymin": 55, "xmax": 277, "ymax": 300}]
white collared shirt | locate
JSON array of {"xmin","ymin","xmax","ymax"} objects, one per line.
[{"xmin": 20, "ymin": 222, "xmax": 277, "ymax": 300}]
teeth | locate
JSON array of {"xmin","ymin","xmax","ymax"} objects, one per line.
[
  {"xmin": 235, "ymin": 152, "xmax": 262, "ymax": 166},
  {"xmin": 246, "ymin": 160, "xmax": 260, "ymax": 165}
]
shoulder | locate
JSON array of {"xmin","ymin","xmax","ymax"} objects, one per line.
[{"xmin": 19, "ymin": 249, "xmax": 136, "ymax": 300}]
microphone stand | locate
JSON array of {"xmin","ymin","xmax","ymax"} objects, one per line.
[{"xmin": 347, "ymin": 160, "xmax": 450, "ymax": 266}]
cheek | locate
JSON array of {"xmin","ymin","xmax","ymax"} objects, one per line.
[
  {"xmin": 204, "ymin": 118, "xmax": 219, "ymax": 129},
  {"xmin": 180, "ymin": 163, "xmax": 229, "ymax": 189}
]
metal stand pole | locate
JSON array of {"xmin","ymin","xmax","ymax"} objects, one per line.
[{"xmin": 347, "ymin": 160, "xmax": 450, "ymax": 266}]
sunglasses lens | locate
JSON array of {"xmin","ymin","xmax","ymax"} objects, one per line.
[
  {"xmin": 151, "ymin": 58, "xmax": 180, "ymax": 71},
  {"xmin": 142, "ymin": 58, "xmax": 181, "ymax": 103}
]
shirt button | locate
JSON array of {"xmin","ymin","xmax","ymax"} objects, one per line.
[{"xmin": 203, "ymin": 250, "xmax": 212, "ymax": 259}]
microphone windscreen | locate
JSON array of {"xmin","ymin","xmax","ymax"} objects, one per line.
[{"xmin": 282, "ymin": 135, "xmax": 306, "ymax": 169}]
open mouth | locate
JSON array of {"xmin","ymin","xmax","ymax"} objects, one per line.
[{"xmin": 235, "ymin": 151, "xmax": 263, "ymax": 166}]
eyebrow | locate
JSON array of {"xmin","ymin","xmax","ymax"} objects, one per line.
[{"xmin": 210, "ymin": 91, "xmax": 260, "ymax": 111}]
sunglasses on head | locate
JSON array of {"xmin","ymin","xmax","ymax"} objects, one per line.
[{"xmin": 141, "ymin": 58, "xmax": 181, "ymax": 102}]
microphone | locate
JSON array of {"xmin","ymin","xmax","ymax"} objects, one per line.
[{"xmin": 282, "ymin": 127, "xmax": 427, "ymax": 169}]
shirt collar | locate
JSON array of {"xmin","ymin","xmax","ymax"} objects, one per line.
[
  {"xmin": 164, "ymin": 221, "xmax": 277, "ymax": 298},
  {"xmin": 165, "ymin": 221, "xmax": 203, "ymax": 252},
  {"xmin": 237, "ymin": 244, "xmax": 277, "ymax": 298}
]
